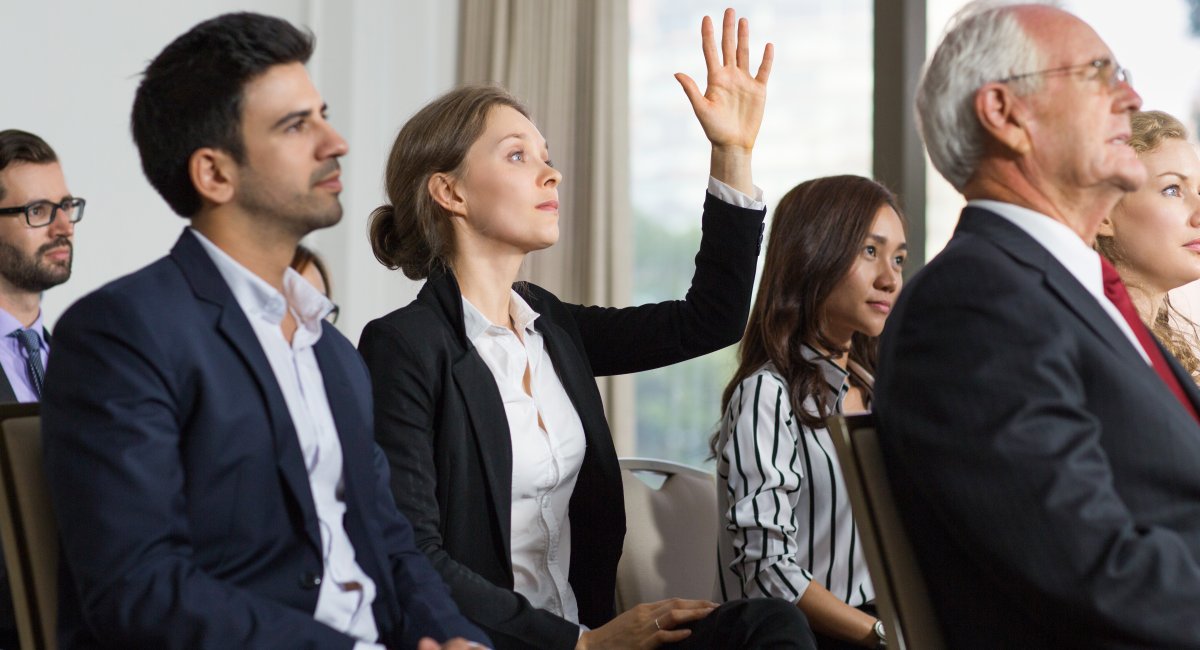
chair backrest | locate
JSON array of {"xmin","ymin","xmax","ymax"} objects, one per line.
[
  {"xmin": 614, "ymin": 457, "xmax": 717, "ymax": 612},
  {"xmin": 0, "ymin": 412, "xmax": 56, "ymax": 650},
  {"xmin": 828, "ymin": 413, "xmax": 944, "ymax": 650}
]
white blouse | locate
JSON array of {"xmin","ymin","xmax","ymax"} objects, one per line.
[{"xmin": 462, "ymin": 291, "xmax": 587, "ymax": 622}]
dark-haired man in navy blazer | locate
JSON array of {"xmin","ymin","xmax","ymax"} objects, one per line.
[{"xmin": 41, "ymin": 12, "xmax": 488, "ymax": 650}]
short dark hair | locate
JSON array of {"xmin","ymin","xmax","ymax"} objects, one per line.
[
  {"xmin": 131, "ymin": 12, "xmax": 314, "ymax": 217},
  {"xmin": 0, "ymin": 130, "xmax": 58, "ymax": 203}
]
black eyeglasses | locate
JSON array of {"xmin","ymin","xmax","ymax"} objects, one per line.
[
  {"xmin": 998, "ymin": 58, "xmax": 1131, "ymax": 90},
  {"xmin": 0, "ymin": 197, "xmax": 85, "ymax": 228}
]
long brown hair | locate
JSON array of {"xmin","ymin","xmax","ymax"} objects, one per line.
[
  {"xmin": 368, "ymin": 85, "xmax": 530, "ymax": 280},
  {"xmin": 1097, "ymin": 110, "xmax": 1200, "ymax": 380},
  {"xmin": 710, "ymin": 175, "xmax": 902, "ymax": 454}
]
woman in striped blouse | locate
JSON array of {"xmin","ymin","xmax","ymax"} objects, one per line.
[{"xmin": 711, "ymin": 175, "xmax": 906, "ymax": 649}]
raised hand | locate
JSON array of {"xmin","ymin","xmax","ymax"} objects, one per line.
[{"xmin": 674, "ymin": 8, "xmax": 773, "ymax": 195}]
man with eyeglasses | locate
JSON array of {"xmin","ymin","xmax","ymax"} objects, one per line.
[
  {"xmin": 0, "ymin": 130, "xmax": 79, "ymax": 405},
  {"xmin": 874, "ymin": 2, "xmax": 1200, "ymax": 647},
  {"xmin": 0, "ymin": 128, "xmax": 80, "ymax": 647}
]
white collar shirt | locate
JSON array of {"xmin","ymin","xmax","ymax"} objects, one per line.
[
  {"xmin": 970, "ymin": 199, "xmax": 1150, "ymax": 364},
  {"xmin": 191, "ymin": 229, "xmax": 384, "ymax": 648},
  {"xmin": 462, "ymin": 290, "xmax": 588, "ymax": 623}
]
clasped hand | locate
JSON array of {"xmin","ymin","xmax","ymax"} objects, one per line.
[{"xmin": 577, "ymin": 598, "xmax": 719, "ymax": 650}]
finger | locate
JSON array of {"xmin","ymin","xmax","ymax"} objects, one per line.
[
  {"xmin": 663, "ymin": 606, "xmax": 717, "ymax": 627},
  {"xmin": 661, "ymin": 598, "xmax": 720, "ymax": 610},
  {"xmin": 736, "ymin": 17, "xmax": 750, "ymax": 71},
  {"xmin": 755, "ymin": 42, "xmax": 775, "ymax": 84},
  {"xmin": 417, "ymin": 639, "xmax": 439, "ymax": 650},
  {"xmin": 674, "ymin": 73, "xmax": 705, "ymax": 110},
  {"xmin": 700, "ymin": 15, "xmax": 718, "ymax": 76},
  {"xmin": 721, "ymin": 8, "xmax": 736, "ymax": 67}
]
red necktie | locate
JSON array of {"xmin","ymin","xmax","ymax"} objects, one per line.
[{"xmin": 1101, "ymin": 257, "xmax": 1200, "ymax": 423}]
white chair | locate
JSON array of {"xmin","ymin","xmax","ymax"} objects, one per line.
[
  {"xmin": 614, "ymin": 457, "xmax": 717, "ymax": 612},
  {"xmin": 0, "ymin": 411, "xmax": 56, "ymax": 650},
  {"xmin": 827, "ymin": 413, "xmax": 945, "ymax": 650}
]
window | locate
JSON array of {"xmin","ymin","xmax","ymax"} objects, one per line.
[{"xmin": 629, "ymin": 0, "xmax": 873, "ymax": 467}]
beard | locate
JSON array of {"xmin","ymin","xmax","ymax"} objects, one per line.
[
  {"xmin": 236, "ymin": 160, "xmax": 344, "ymax": 238},
  {"xmin": 0, "ymin": 237, "xmax": 71, "ymax": 293}
]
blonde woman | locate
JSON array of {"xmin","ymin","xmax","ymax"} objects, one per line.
[{"xmin": 1098, "ymin": 110, "xmax": 1200, "ymax": 379}]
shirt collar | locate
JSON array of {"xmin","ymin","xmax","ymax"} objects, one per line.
[
  {"xmin": 969, "ymin": 199, "xmax": 1104, "ymax": 298},
  {"xmin": 801, "ymin": 344, "xmax": 851, "ymax": 394},
  {"xmin": 189, "ymin": 229, "xmax": 334, "ymax": 340},
  {"xmin": 461, "ymin": 289, "xmax": 541, "ymax": 343},
  {"xmin": 0, "ymin": 308, "xmax": 44, "ymax": 345}
]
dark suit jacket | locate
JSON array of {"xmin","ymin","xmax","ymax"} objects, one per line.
[
  {"xmin": 41, "ymin": 230, "xmax": 489, "ymax": 649},
  {"xmin": 875, "ymin": 206, "xmax": 1200, "ymax": 649},
  {"xmin": 358, "ymin": 194, "xmax": 765, "ymax": 650}
]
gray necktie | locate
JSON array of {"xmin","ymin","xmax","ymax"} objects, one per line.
[{"xmin": 10, "ymin": 328, "xmax": 44, "ymax": 398}]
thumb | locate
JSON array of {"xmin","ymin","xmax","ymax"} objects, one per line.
[{"xmin": 674, "ymin": 72, "xmax": 705, "ymax": 111}]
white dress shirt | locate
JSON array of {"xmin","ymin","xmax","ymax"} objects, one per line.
[
  {"xmin": 971, "ymin": 200, "xmax": 1149, "ymax": 364},
  {"xmin": 462, "ymin": 291, "xmax": 588, "ymax": 622},
  {"xmin": 191, "ymin": 230, "xmax": 384, "ymax": 649},
  {"xmin": 714, "ymin": 348, "xmax": 875, "ymax": 607}
]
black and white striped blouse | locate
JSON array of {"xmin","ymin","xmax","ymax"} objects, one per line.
[{"xmin": 714, "ymin": 346, "xmax": 875, "ymax": 607}]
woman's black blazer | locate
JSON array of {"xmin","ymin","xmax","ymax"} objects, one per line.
[{"xmin": 358, "ymin": 194, "xmax": 765, "ymax": 650}]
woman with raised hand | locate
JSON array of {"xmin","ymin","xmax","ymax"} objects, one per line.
[
  {"xmin": 712, "ymin": 175, "xmax": 906, "ymax": 650},
  {"xmin": 359, "ymin": 8, "xmax": 814, "ymax": 650},
  {"xmin": 1097, "ymin": 109, "xmax": 1200, "ymax": 381}
]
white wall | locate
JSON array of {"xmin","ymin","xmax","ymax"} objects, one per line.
[{"xmin": 1, "ymin": 0, "xmax": 456, "ymax": 341}]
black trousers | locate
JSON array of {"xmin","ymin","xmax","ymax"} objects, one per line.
[{"xmin": 671, "ymin": 598, "xmax": 816, "ymax": 650}]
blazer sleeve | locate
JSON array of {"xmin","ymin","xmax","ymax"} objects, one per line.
[
  {"xmin": 875, "ymin": 261, "xmax": 1200, "ymax": 648},
  {"xmin": 359, "ymin": 319, "xmax": 580, "ymax": 650},
  {"xmin": 364, "ymin": 442, "xmax": 493, "ymax": 648},
  {"xmin": 41, "ymin": 290, "xmax": 355, "ymax": 649},
  {"xmin": 565, "ymin": 192, "xmax": 765, "ymax": 376}
]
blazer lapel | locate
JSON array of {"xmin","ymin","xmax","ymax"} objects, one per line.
[
  {"xmin": 452, "ymin": 351, "xmax": 515, "ymax": 561},
  {"xmin": 0, "ymin": 368, "xmax": 17, "ymax": 404},
  {"xmin": 169, "ymin": 230, "xmax": 321, "ymax": 554},
  {"xmin": 535, "ymin": 319, "xmax": 613, "ymax": 459},
  {"xmin": 422, "ymin": 269, "xmax": 516, "ymax": 563},
  {"xmin": 312, "ymin": 334, "xmax": 399, "ymax": 632},
  {"xmin": 958, "ymin": 208, "xmax": 1148, "ymax": 370},
  {"xmin": 1156, "ymin": 337, "xmax": 1200, "ymax": 420}
]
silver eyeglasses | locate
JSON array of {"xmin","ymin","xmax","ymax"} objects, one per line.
[{"xmin": 998, "ymin": 58, "xmax": 1131, "ymax": 89}]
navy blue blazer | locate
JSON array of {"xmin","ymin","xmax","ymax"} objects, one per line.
[
  {"xmin": 876, "ymin": 207, "xmax": 1200, "ymax": 648},
  {"xmin": 42, "ymin": 230, "xmax": 489, "ymax": 649}
]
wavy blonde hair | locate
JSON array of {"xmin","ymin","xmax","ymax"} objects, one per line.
[{"xmin": 1098, "ymin": 110, "xmax": 1200, "ymax": 381}]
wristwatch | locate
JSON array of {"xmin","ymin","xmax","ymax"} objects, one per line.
[{"xmin": 872, "ymin": 619, "xmax": 887, "ymax": 649}]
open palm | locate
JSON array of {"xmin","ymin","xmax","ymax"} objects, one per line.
[{"xmin": 675, "ymin": 8, "xmax": 773, "ymax": 153}]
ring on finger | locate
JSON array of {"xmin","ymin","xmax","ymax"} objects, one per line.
[{"xmin": 655, "ymin": 617, "xmax": 662, "ymax": 631}]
